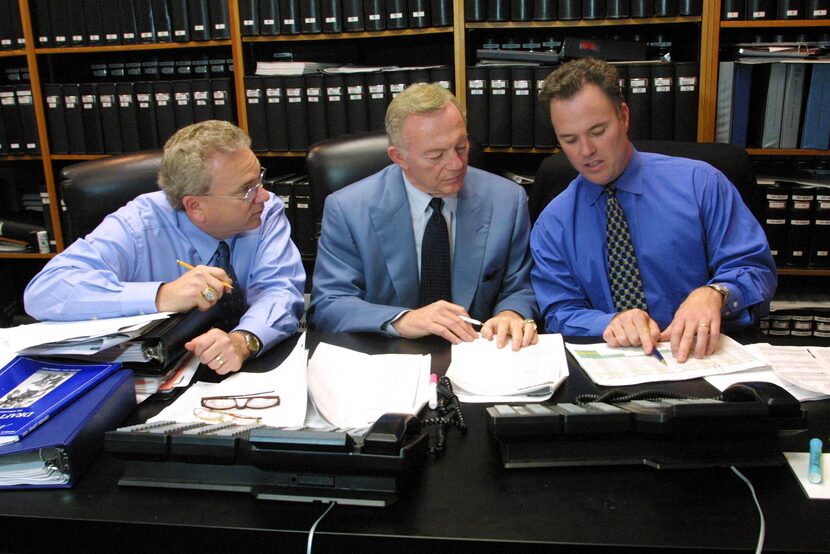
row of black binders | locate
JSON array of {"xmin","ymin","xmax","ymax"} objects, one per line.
[
  {"xmin": 43, "ymin": 79, "xmax": 234, "ymax": 155},
  {"xmin": 761, "ymin": 309, "xmax": 830, "ymax": 339},
  {"xmin": 760, "ymin": 180, "xmax": 830, "ymax": 268},
  {"xmin": 717, "ymin": 61, "xmax": 830, "ymax": 150},
  {"xmin": 29, "ymin": 0, "xmax": 231, "ymax": 48},
  {"xmin": 0, "ymin": 0, "xmax": 25, "ymax": 50},
  {"xmin": 722, "ymin": 0, "xmax": 830, "ymax": 20},
  {"xmin": 245, "ymin": 65, "xmax": 452, "ymax": 152},
  {"xmin": 466, "ymin": 61, "xmax": 699, "ymax": 149},
  {"xmin": 264, "ymin": 174, "xmax": 316, "ymax": 255},
  {"xmin": 465, "ymin": 0, "xmax": 702, "ymax": 21},
  {"xmin": 0, "ymin": 85, "xmax": 39, "ymax": 155},
  {"xmin": 239, "ymin": 0, "xmax": 453, "ymax": 35}
]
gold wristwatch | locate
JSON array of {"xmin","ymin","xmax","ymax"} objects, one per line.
[
  {"xmin": 706, "ymin": 283, "xmax": 730, "ymax": 308},
  {"xmin": 231, "ymin": 330, "xmax": 262, "ymax": 355}
]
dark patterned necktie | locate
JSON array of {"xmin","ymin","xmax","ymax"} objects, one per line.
[
  {"xmin": 606, "ymin": 185, "xmax": 648, "ymax": 312},
  {"xmin": 418, "ymin": 197, "xmax": 452, "ymax": 306},
  {"xmin": 211, "ymin": 241, "xmax": 246, "ymax": 330}
]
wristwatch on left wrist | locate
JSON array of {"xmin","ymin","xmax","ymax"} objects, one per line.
[
  {"xmin": 231, "ymin": 330, "xmax": 262, "ymax": 356},
  {"xmin": 706, "ymin": 283, "xmax": 730, "ymax": 309}
]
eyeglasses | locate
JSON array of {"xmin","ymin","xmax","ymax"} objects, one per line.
[
  {"xmin": 200, "ymin": 390, "xmax": 281, "ymax": 410},
  {"xmin": 193, "ymin": 407, "xmax": 263, "ymax": 425},
  {"xmin": 203, "ymin": 167, "xmax": 267, "ymax": 203}
]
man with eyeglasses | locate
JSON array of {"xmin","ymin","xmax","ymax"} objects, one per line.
[{"xmin": 24, "ymin": 120, "xmax": 305, "ymax": 374}]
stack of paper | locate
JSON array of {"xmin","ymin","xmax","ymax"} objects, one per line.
[{"xmin": 446, "ymin": 334, "xmax": 568, "ymax": 403}]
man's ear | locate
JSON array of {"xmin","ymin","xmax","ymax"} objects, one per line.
[
  {"xmin": 182, "ymin": 195, "xmax": 206, "ymax": 224},
  {"xmin": 388, "ymin": 145, "xmax": 407, "ymax": 169}
]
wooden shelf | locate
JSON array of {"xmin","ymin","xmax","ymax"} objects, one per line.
[
  {"xmin": 243, "ymin": 27, "xmax": 453, "ymax": 42},
  {"xmin": 35, "ymin": 40, "xmax": 232, "ymax": 54},
  {"xmin": 466, "ymin": 16, "xmax": 701, "ymax": 29},
  {"xmin": 0, "ymin": 252, "xmax": 55, "ymax": 260},
  {"xmin": 720, "ymin": 19, "xmax": 830, "ymax": 28},
  {"xmin": 747, "ymin": 149, "xmax": 830, "ymax": 156},
  {"xmin": 778, "ymin": 268, "xmax": 830, "ymax": 277}
]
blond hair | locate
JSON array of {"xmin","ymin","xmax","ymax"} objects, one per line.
[{"xmin": 385, "ymin": 82, "xmax": 466, "ymax": 151}]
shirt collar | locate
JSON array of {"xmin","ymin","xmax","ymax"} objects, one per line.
[
  {"xmin": 586, "ymin": 147, "xmax": 644, "ymax": 206},
  {"xmin": 402, "ymin": 173, "xmax": 458, "ymax": 220},
  {"xmin": 176, "ymin": 209, "xmax": 227, "ymax": 264}
]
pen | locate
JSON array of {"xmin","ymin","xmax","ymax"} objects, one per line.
[
  {"xmin": 176, "ymin": 260, "xmax": 233, "ymax": 290},
  {"xmin": 429, "ymin": 374, "xmax": 438, "ymax": 410},
  {"xmin": 458, "ymin": 315, "xmax": 483, "ymax": 326},
  {"xmin": 651, "ymin": 347, "xmax": 667, "ymax": 366},
  {"xmin": 809, "ymin": 438, "xmax": 823, "ymax": 484}
]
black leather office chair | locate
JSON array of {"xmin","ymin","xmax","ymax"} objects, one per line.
[
  {"xmin": 305, "ymin": 130, "xmax": 488, "ymax": 223},
  {"xmin": 529, "ymin": 140, "xmax": 761, "ymax": 224},
  {"xmin": 60, "ymin": 150, "xmax": 163, "ymax": 245}
]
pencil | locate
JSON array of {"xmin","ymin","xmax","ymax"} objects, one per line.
[{"xmin": 176, "ymin": 260, "xmax": 234, "ymax": 290}]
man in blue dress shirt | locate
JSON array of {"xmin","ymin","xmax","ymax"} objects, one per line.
[
  {"xmin": 24, "ymin": 121, "xmax": 305, "ymax": 374},
  {"xmin": 530, "ymin": 58, "xmax": 776, "ymax": 362}
]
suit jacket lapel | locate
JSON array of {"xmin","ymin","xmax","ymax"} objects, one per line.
[
  {"xmin": 453, "ymin": 183, "xmax": 491, "ymax": 310},
  {"xmin": 369, "ymin": 168, "xmax": 420, "ymax": 307}
]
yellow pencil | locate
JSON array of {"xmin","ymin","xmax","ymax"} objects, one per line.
[{"xmin": 176, "ymin": 260, "xmax": 234, "ymax": 290}]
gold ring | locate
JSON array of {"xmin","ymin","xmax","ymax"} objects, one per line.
[
  {"xmin": 215, "ymin": 354, "xmax": 224, "ymax": 366},
  {"xmin": 201, "ymin": 286, "xmax": 218, "ymax": 302},
  {"xmin": 523, "ymin": 318, "xmax": 537, "ymax": 330},
  {"xmin": 698, "ymin": 322, "xmax": 710, "ymax": 329}
]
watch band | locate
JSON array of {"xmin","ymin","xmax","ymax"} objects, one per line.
[
  {"xmin": 231, "ymin": 330, "xmax": 262, "ymax": 355},
  {"xmin": 706, "ymin": 283, "xmax": 729, "ymax": 308}
]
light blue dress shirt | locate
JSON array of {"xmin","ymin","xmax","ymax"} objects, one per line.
[
  {"xmin": 24, "ymin": 191, "xmax": 305, "ymax": 352},
  {"xmin": 530, "ymin": 150, "xmax": 777, "ymax": 336}
]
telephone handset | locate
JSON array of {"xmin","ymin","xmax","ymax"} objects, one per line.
[
  {"xmin": 721, "ymin": 381, "xmax": 802, "ymax": 417},
  {"xmin": 362, "ymin": 413, "xmax": 422, "ymax": 455}
]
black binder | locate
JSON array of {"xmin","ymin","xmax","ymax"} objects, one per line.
[
  {"xmin": 97, "ymin": 0, "xmax": 120, "ymax": 44},
  {"xmin": 168, "ymin": 0, "xmax": 190, "ymax": 41},
  {"xmin": 323, "ymin": 73, "xmax": 347, "ymax": 139},
  {"xmin": 15, "ymin": 88, "xmax": 39, "ymax": 154},
  {"xmin": 625, "ymin": 64, "xmax": 651, "ymax": 141},
  {"xmin": 278, "ymin": 0, "xmax": 300, "ymax": 34},
  {"xmin": 79, "ymin": 84, "xmax": 104, "ymax": 154},
  {"xmin": 134, "ymin": 0, "xmax": 156, "ymax": 42},
  {"xmin": 674, "ymin": 61, "xmax": 698, "ymax": 142},
  {"xmin": 96, "ymin": 83, "xmax": 123, "ymax": 154},
  {"xmin": 761, "ymin": 182, "xmax": 788, "ymax": 265},
  {"xmin": 583, "ymin": 0, "xmax": 607, "ymax": 18},
  {"xmin": 558, "ymin": 0, "xmax": 582, "ymax": 19},
  {"xmin": 510, "ymin": 66, "xmax": 534, "ymax": 147},
  {"xmin": 607, "ymin": 0, "xmax": 630, "ymax": 17},
  {"xmin": 264, "ymin": 76, "xmax": 289, "ymax": 151},
  {"xmin": 630, "ymin": 0, "xmax": 654, "ymax": 17},
  {"xmin": 153, "ymin": 81, "xmax": 176, "ymax": 146},
  {"xmin": 0, "ymin": 86, "xmax": 22, "ymax": 154},
  {"xmin": 342, "ymin": 0, "xmax": 365, "ymax": 31},
  {"xmin": 284, "ymin": 76, "xmax": 309, "ymax": 151},
  {"xmin": 533, "ymin": 65, "xmax": 555, "ymax": 148},
  {"xmin": 259, "ymin": 0, "xmax": 280, "ymax": 35},
  {"xmin": 408, "ymin": 0, "xmax": 430, "ymax": 27},
  {"xmin": 188, "ymin": 0, "xmax": 211, "ymax": 40},
  {"xmin": 47, "ymin": 0, "xmax": 69, "ymax": 46},
  {"xmin": 151, "ymin": 0, "xmax": 172, "ymax": 41},
  {"xmin": 721, "ymin": 0, "xmax": 744, "ymax": 19},
  {"xmin": 807, "ymin": 0, "xmax": 829, "ymax": 18},
  {"xmin": 43, "ymin": 84, "xmax": 69, "ymax": 154},
  {"xmin": 299, "ymin": 75, "xmax": 322, "ymax": 145},
  {"xmin": 511, "ymin": 0, "xmax": 534, "ymax": 20},
  {"xmin": 172, "ymin": 80, "xmax": 195, "ymax": 130},
  {"xmin": 365, "ymin": 72, "xmax": 388, "ymax": 132},
  {"xmin": 408, "ymin": 67, "xmax": 430, "ymax": 85},
  {"xmin": 746, "ymin": 0, "xmax": 773, "ymax": 19},
  {"xmin": 301, "ymin": 0, "xmax": 322, "ymax": 33},
  {"xmin": 430, "ymin": 65, "xmax": 453, "ymax": 93},
  {"xmin": 776, "ymin": 0, "xmax": 803, "ymax": 18},
  {"xmin": 811, "ymin": 191, "xmax": 830, "ymax": 267},
  {"xmin": 191, "ymin": 79, "xmax": 212, "ymax": 122},
  {"xmin": 533, "ymin": 0, "xmax": 555, "ymax": 20},
  {"xmin": 208, "ymin": 0, "xmax": 231, "ymax": 39},
  {"xmin": 649, "ymin": 63, "xmax": 674, "ymax": 141},
  {"xmin": 365, "ymin": 0, "xmax": 386, "ymax": 30},
  {"xmin": 289, "ymin": 174, "xmax": 316, "ymax": 254},
  {"xmin": 67, "ymin": 0, "xmax": 88, "ymax": 45},
  {"xmin": 653, "ymin": 0, "xmax": 677, "ymax": 16},
  {"xmin": 678, "ymin": 0, "xmax": 701, "ymax": 15},
  {"xmin": 244, "ymin": 76, "xmax": 269, "ymax": 152},
  {"xmin": 30, "ymin": 0, "xmax": 51, "ymax": 47},
  {"xmin": 8, "ymin": 4, "xmax": 22, "ymax": 50},
  {"xmin": 430, "ymin": 0, "xmax": 452, "ymax": 25},
  {"xmin": 321, "ymin": 0, "xmax": 342, "ymax": 32},
  {"xmin": 239, "ymin": 0, "xmax": 259, "ymax": 35},
  {"xmin": 488, "ymin": 66, "xmax": 511, "ymax": 147},
  {"xmin": 62, "ymin": 83, "xmax": 86, "ymax": 153},
  {"xmin": 116, "ymin": 83, "xmax": 141, "ymax": 152},
  {"xmin": 211, "ymin": 78, "xmax": 234, "ymax": 122},
  {"xmin": 133, "ymin": 82, "xmax": 159, "ymax": 149},
  {"xmin": 488, "ymin": 0, "xmax": 509, "ymax": 20},
  {"xmin": 345, "ymin": 73, "xmax": 370, "ymax": 134},
  {"xmin": 386, "ymin": 0, "xmax": 409, "ymax": 28},
  {"xmin": 466, "ymin": 65, "xmax": 489, "ymax": 146},
  {"xmin": 0, "ymin": 114, "xmax": 6, "ymax": 154},
  {"xmin": 118, "ymin": 0, "xmax": 138, "ymax": 44},
  {"xmin": 466, "ymin": 0, "xmax": 486, "ymax": 20},
  {"xmin": 785, "ymin": 185, "xmax": 814, "ymax": 267}
]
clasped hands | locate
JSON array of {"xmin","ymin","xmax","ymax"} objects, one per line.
[
  {"xmin": 155, "ymin": 264, "xmax": 246, "ymax": 374},
  {"xmin": 392, "ymin": 300, "xmax": 538, "ymax": 351},
  {"xmin": 602, "ymin": 286, "xmax": 724, "ymax": 363}
]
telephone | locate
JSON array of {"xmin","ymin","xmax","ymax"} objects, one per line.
[
  {"xmin": 363, "ymin": 413, "xmax": 422, "ymax": 455},
  {"xmin": 721, "ymin": 381, "xmax": 802, "ymax": 417}
]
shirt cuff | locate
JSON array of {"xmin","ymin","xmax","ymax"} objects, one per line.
[
  {"xmin": 383, "ymin": 310, "xmax": 410, "ymax": 337},
  {"xmin": 121, "ymin": 281, "xmax": 165, "ymax": 316}
]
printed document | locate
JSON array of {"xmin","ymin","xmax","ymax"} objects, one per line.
[
  {"xmin": 446, "ymin": 334, "xmax": 568, "ymax": 403},
  {"xmin": 566, "ymin": 335, "xmax": 768, "ymax": 386}
]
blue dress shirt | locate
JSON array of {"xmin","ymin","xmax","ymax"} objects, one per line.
[
  {"xmin": 530, "ymin": 150, "xmax": 777, "ymax": 336},
  {"xmin": 24, "ymin": 191, "xmax": 305, "ymax": 352}
]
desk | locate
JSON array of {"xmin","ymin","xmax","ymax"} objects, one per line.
[{"xmin": 1, "ymin": 332, "xmax": 830, "ymax": 553}]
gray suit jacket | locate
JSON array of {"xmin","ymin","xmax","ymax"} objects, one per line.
[{"xmin": 309, "ymin": 164, "xmax": 538, "ymax": 333}]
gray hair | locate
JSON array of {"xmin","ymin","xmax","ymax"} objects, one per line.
[
  {"xmin": 158, "ymin": 120, "xmax": 252, "ymax": 209},
  {"xmin": 385, "ymin": 82, "xmax": 466, "ymax": 151}
]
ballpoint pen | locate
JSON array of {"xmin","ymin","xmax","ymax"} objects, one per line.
[
  {"xmin": 458, "ymin": 315, "xmax": 484, "ymax": 326},
  {"xmin": 652, "ymin": 348, "xmax": 668, "ymax": 366},
  {"xmin": 176, "ymin": 260, "xmax": 234, "ymax": 290}
]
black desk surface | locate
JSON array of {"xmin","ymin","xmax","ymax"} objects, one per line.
[{"xmin": 1, "ymin": 332, "xmax": 830, "ymax": 553}]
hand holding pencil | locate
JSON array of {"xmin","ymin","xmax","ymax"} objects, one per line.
[{"xmin": 154, "ymin": 260, "xmax": 234, "ymax": 313}]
